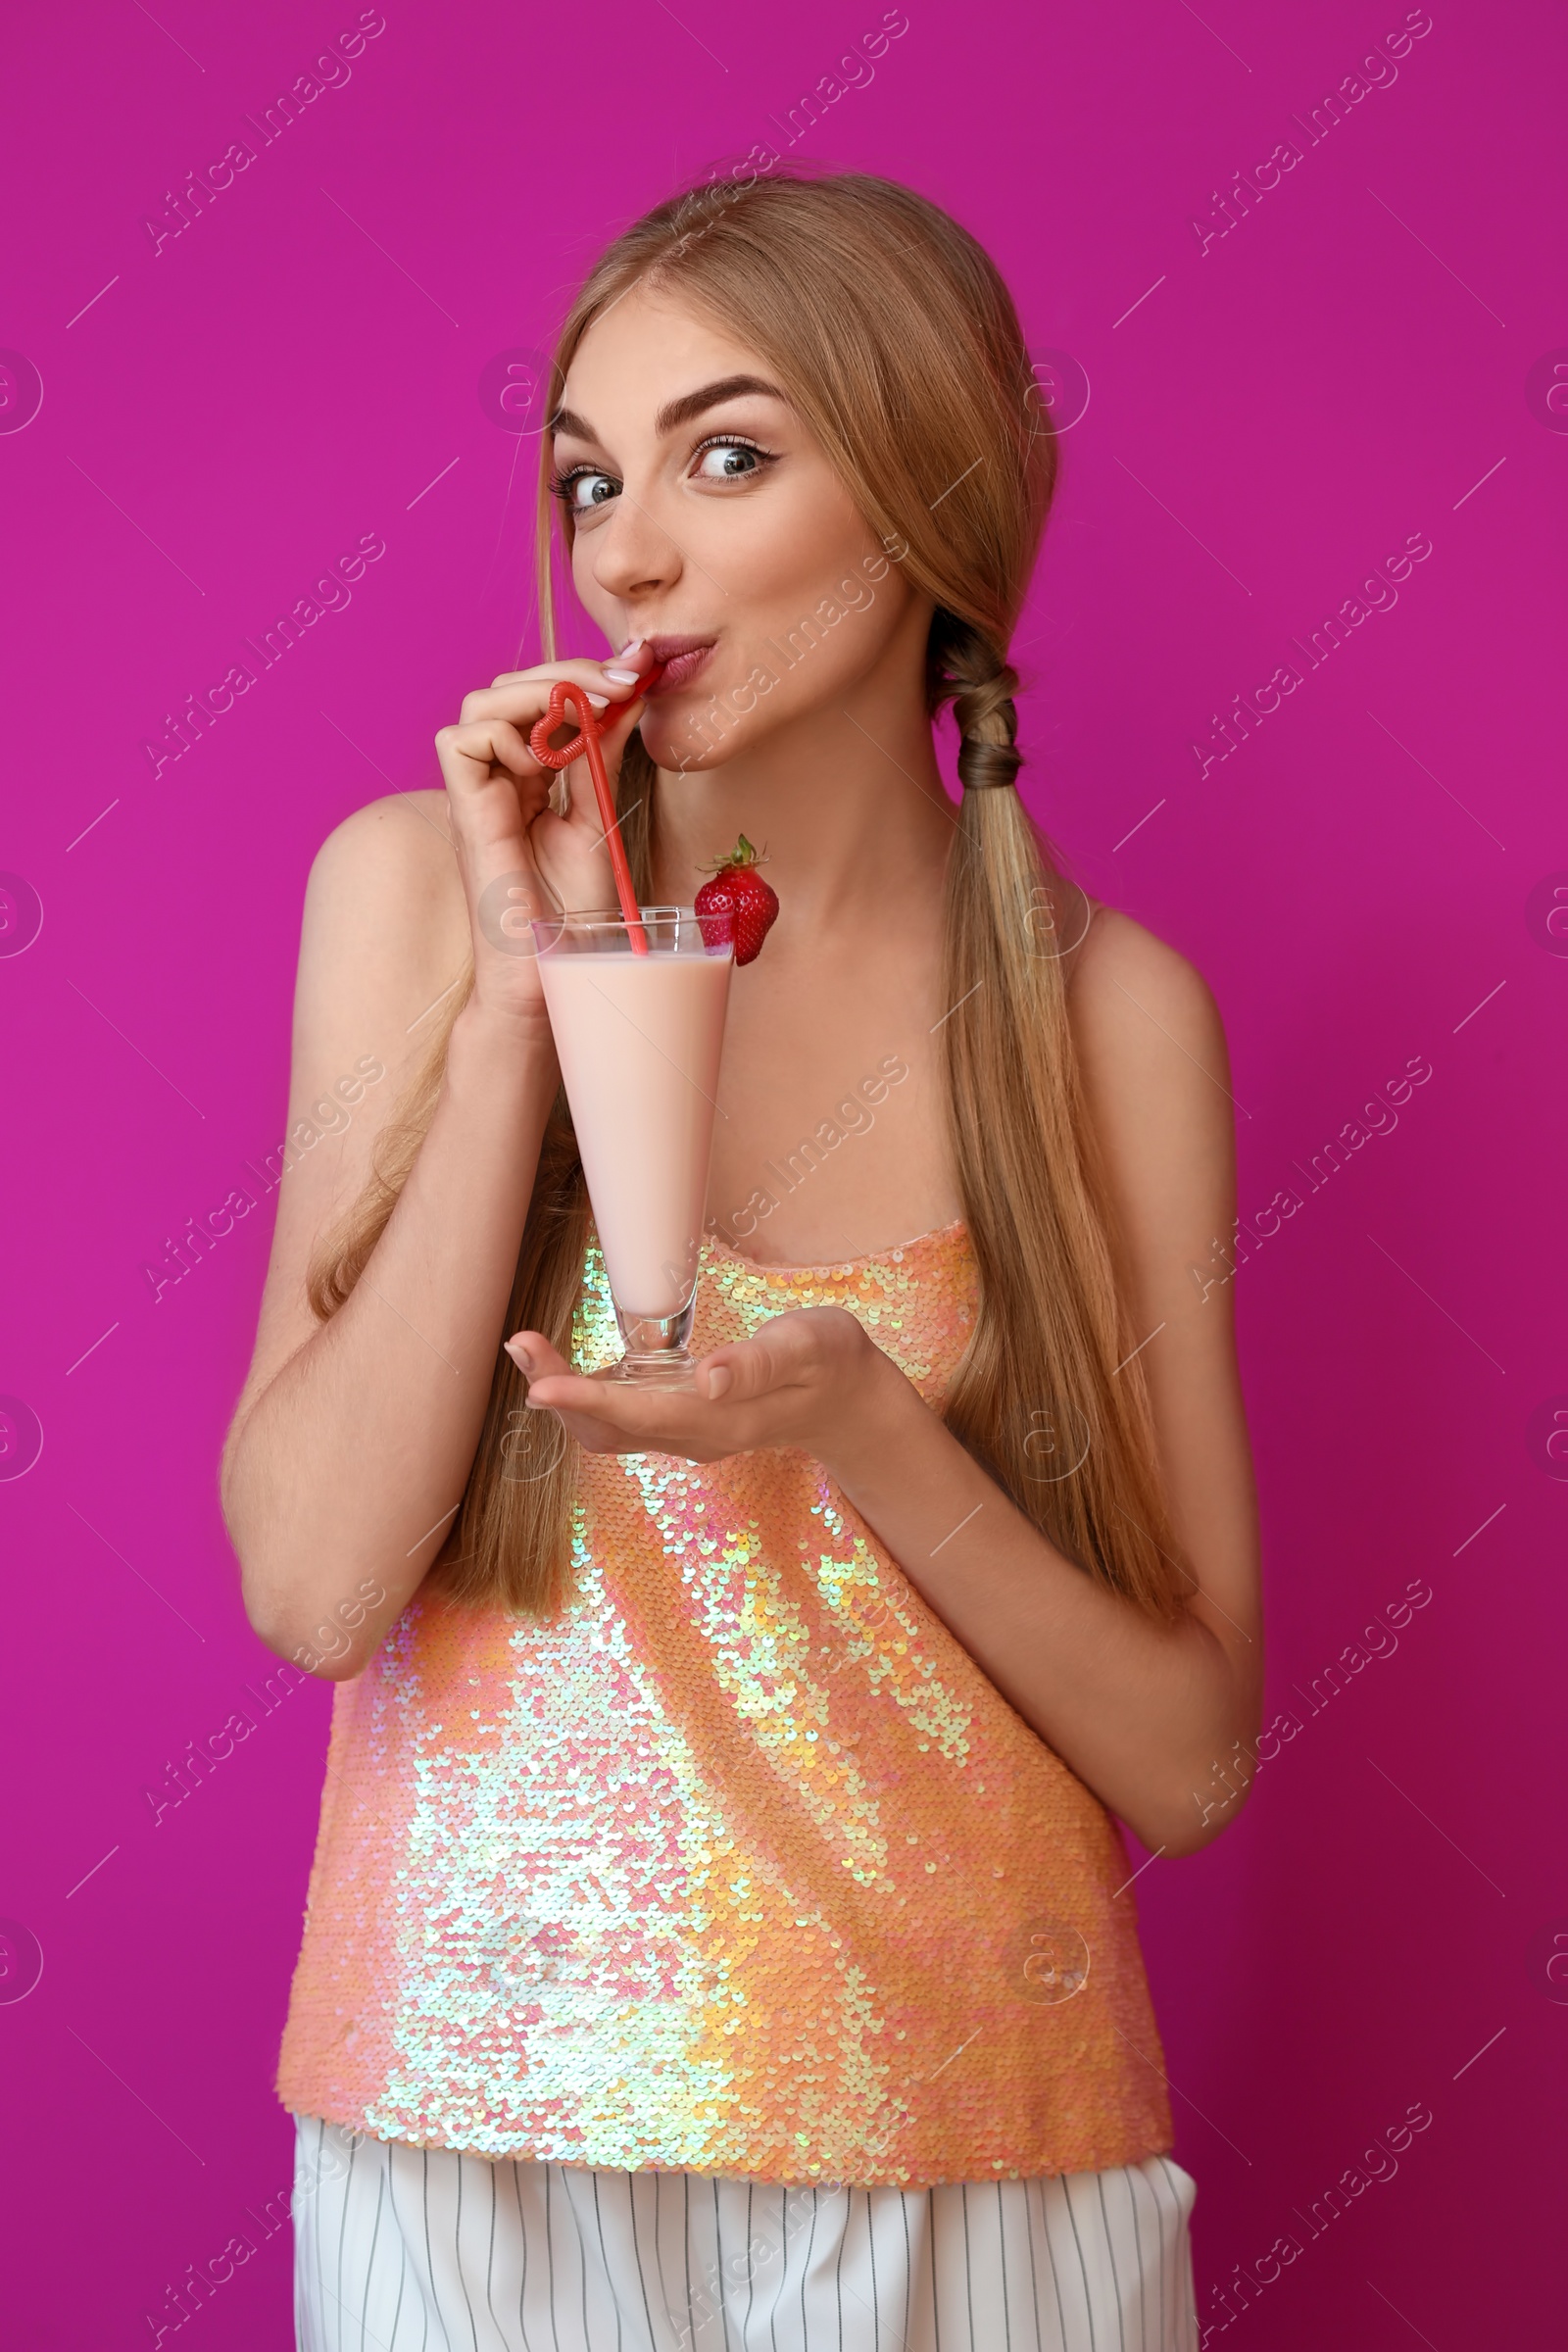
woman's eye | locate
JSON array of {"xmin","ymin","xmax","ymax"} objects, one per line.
[
  {"xmin": 693, "ymin": 441, "xmax": 765, "ymax": 482},
  {"xmin": 562, "ymin": 469, "xmax": 618, "ymax": 513}
]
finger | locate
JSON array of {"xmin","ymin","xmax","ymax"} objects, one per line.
[
  {"xmin": 599, "ymin": 638, "xmax": 661, "ymax": 698},
  {"xmin": 435, "ymin": 715, "xmax": 550, "ymax": 788},
  {"xmin": 486, "ymin": 642, "xmax": 653, "ymax": 691},
  {"xmin": 485, "ymin": 659, "xmax": 619, "ymax": 689},
  {"xmin": 692, "ymin": 1321, "xmax": 813, "ymax": 1405},
  {"xmin": 505, "ymin": 1332, "xmax": 571, "ymax": 1381},
  {"xmin": 505, "ymin": 1334, "xmax": 626, "ymax": 1454},
  {"xmin": 435, "ymin": 725, "xmax": 564, "ymax": 855},
  {"xmin": 462, "ymin": 662, "xmax": 631, "ymax": 726}
]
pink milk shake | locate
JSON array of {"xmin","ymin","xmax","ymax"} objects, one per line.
[{"xmin": 536, "ymin": 930, "xmax": 733, "ymax": 1322}]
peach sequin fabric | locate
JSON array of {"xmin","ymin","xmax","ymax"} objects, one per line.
[{"xmin": 275, "ymin": 1222, "xmax": 1174, "ymax": 2184}]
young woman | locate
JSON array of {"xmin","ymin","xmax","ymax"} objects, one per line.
[{"xmin": 222, "ymin": 170, "xmax": 1262, "ymax": 2352}]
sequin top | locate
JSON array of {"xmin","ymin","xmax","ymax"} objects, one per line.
[{"xmin": 274, "ymin": 1220, "xmax": 1174, "ymax": 2185}]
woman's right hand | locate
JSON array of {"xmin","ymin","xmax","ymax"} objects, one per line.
[{"xmin": 433, "ymin": 641, "xmax": 658, "ymax": 1024}]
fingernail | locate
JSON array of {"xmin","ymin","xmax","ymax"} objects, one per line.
[
  {"xmin": 705, "ymin": 1364, "xmax": 733, "ymax": 1399},
  {"xmin": 505, "ymin": 1336, "xmax": 535, "ymax": 1373},
  {"xmin": 585, "ymin": 691, "xmax": 610, "ymax": 708},
  {"xmin": 604, "ymin": 668, "xmax": 639, "ymax": 685},
  {"xmin": 616, "ymin": 636, "xmax": 645, "ymax": 658}
]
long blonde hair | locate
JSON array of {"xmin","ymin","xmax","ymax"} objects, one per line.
[{"xmin": 310, "ymin": 170, "xmax": 1192, "ymax": 1626}]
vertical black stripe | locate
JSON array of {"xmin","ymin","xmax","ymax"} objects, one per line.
[
  {"xmin": 1057, "ymin": 2180, "xmax": 1096, "ymax": 2352},
  {"xmin": 336, "ymin": 2129, "xmax": 360, "ymax": 2349},
  {"xmin": 455, "ymin": 2153, "xmax": 481, "ymax": 2351},
  {"xmin": 866, "ymin": 2189, "xmax": 880, "ymax": 2352},
  {"xmin": 996, "ymin": 2183, "xmax": 1013, "ymax": 2352},
  {"xmin": 625, "ymin": 2173, "xmax": 660, "ymax": 2352},
  {"xmin": 545, "ymin": 2164, "xmax": 563, "ymax": 2352},
  {"xmin": 900, "ymin": 2190, "xmax": 913, "ymax": 2349},
  {"xmin": 309, "ymin": 2117, "xmax": 324, "ymax": 2352},
  {"xmin": 516, "ymin": 2164, "xmax": 543, "ymax": 2352},
  {"xmin": 711, "ymin": 2178, "xmax": 729, "ymax": 2352},
  {"xmin": 652, "ymin": 2172, "xmax": 678, "ymax": 2347},
  {"xmin": 1142, "ymin": 2167, "xmax": 1168, "ymax": 2352},
  {"xmin": 587, "ymin": 2174, "xmax": 624, "ymax": 2352},
  {"xmin": 1093, "ymin": 2174, "xmax": 1127, "ymax": 2352},
  {"xmin": 417, "ymin": 2150, "xmax": 434, "ymax": 2352},
  {"xmin": 928, "ymin": 2188, "xmax": 942, "ymax": 2352},
  {"xmin": 482, "ymin": 2163, "xmax": 501, "ymax": 2352},
  {"xmin": 291, "ymin": 2124, "xmax": 305, "ymax": 2350},
  {"xmin": 317, "ymin": 2118, "xmax": 333, "ymax": 2351},
  {"xmin": 765, "ymin": 2183, "xmax": 793, "ymax": 2352},
  {"xmin": 1124, "ymin": 2171, "xmax": 1148, "ymax": 2352},
  {"xmin": 360, "ymin": 2166, "xmax": 386, "ymax": 2352},
  {"xmin": 1019, "ymin": 2180, "xmax": 1047, "ymax": 2352},
  {"xmin": 385, "ymin": 2141, "xmax": 411, "ymax": 2351},
  {"xmin": 578, "ymin": 2172, "xmax": 593, "ymax": 2352},
  {"xmin": 745, "ymin": 2181, "xmax": 757, "ymax": 2351},
  {"xmin": 1035, "ymin": 2179, "xmax": 1070, "ymax": 2352},
  {"xmin": 511, "ymin": 2163, "xmax": 537, "ymax": 2352},
  {"xmin": 800, "ymin": 2189, "xmax": 819, "ymax": 2350},
  {"xmin": 833, "ymin": 2187, "xmax": 847, "ymax": 2352}
]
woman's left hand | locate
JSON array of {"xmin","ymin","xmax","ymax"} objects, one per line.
[{"xmin": 506, "ymin": 1304, "xmax": 901, "ymax": 1467}]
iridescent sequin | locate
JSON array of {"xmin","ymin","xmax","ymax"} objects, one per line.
[{"xmin": 275, "ymin": 1223, "xmax": 1174, "ymax": 2184}]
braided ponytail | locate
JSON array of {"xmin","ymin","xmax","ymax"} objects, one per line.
[
  {"xmin": 929, "ymin": 611, "xmax": 1023, "ymax": 793},
  {"xmin": 921, "ymin": 613, "xmax": 1182, "ymax": 1615}
]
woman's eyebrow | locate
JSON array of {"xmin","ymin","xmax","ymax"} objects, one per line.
[
  {"xmin": 547, "ymin": 374, "xmax": 788, "ymax": 444},
  {"xmin": 653, "ymin": 374, "xmax": 788, "ymax": 434}
]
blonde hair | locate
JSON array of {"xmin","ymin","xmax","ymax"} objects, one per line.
[{"xmin": 310, "ymin": 170, "xmax": 1192, "ymax": 1625}]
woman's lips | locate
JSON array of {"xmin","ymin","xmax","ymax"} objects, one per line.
[{"xmin": 645, "ymin": 639, "xmax": 715, "ymax": 694}]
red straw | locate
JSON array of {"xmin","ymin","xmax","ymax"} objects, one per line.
[{"xmin": 527, "ymin": 672, "xmax": 663, "ymax": 954}]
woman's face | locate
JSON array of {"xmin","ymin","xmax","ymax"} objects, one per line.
[{"xmin": 550, "ymin": 289, "xmax": 922, "ymax": 770}]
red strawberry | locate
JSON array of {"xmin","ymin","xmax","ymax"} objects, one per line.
[{"xmin": 694, "ymin": 833, "xmax": 779, "ymax": 966}]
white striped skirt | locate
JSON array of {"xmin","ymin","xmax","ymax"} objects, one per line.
[{"xmin": 291, "ymin": 2113, "xmax": 1198, "ymax": 2351}]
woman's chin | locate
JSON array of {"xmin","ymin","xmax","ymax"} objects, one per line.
[{"xmin": 642, "ymin": 718, "xmax": 730, "ymax": 775}]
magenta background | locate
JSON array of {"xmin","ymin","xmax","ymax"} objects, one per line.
[{"xmin": 1, "ymin": 0, "xmax": 1563, "ymax": 2341}]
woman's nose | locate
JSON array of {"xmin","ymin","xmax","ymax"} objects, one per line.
[{"xmin": 588, "ymin": 486, "xmax": 683, "ymax": 604}]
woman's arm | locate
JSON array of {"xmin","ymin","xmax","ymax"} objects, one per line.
[
  {"xmin": 517, "ymin": 910, "xmax": 1262, "ymax": 1856},
  {"xmin": 220, "ymin": 798, "xmax": 559, "ymax": 1677},
  {"xmin": 221, "ymin": 651, "xmax": 662, "ymax": 1678}
]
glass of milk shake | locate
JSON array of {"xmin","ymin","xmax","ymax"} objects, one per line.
[{"xmin": 532, "ymin": 906, "xmax": 736, "ymax": 1385}]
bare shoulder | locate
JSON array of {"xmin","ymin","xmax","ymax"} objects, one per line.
[
  {"xmin": 297, "ymin": 790, "xmax": 466, "ymax": 1044},
  {"xmin": 1063, "ymin": 904, "xmax": 1236, "ymax": 1274},
  {"xmin": 305, "ymin": 789, "xmax": 459, "ymax": 946},
  {"xmin": 1066, "ymin": 903, "xmax": 1230, "ymax": 1097}
]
